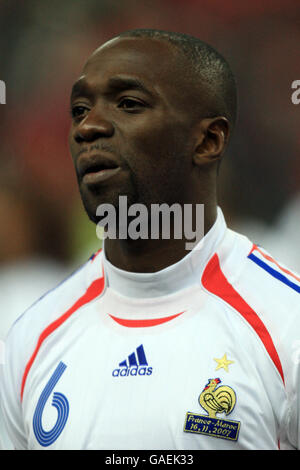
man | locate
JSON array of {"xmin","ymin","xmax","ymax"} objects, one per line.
[{"xmin": 1, "ymin": 29, "xmax": 300, "ymax": 450}]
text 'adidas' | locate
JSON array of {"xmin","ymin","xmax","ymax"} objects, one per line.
[{"xmin": 112, "ymin": 344, "xmax": 153, "ymax": 377}]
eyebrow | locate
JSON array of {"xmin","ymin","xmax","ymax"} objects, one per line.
[
  {"xmin": 70, "ymin": 79, "xmax": 92, "ymax": 100},
  {"xmin": 71, "ymin": 75, "xmax": 155, "ymax": 100}
]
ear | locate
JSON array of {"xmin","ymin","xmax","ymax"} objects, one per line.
[{"xmin": 193, "ymin": 117, "xmax": 230, "ymax": 167}]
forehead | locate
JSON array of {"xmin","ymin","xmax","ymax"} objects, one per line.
[
  {"xmin": 83, "ymin": 36, "xmax": 178, "ymax": 80},
  {"xmin": 76, "ymin": 37, "xmax": 191, "ymax": 106}
]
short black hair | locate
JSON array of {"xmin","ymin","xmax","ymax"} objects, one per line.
[{"xmin": 118, "ymin": 28, "xmax": 238, "ymax": 131}]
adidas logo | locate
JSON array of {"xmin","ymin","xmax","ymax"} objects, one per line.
[{"xmin": 112, "ymin": 344, "xmax": 153, "ymax": 377}]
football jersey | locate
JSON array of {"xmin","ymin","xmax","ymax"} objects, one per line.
[{"xmin": 1, "ymin": 207, "xmax": 300, "ymax": 450}]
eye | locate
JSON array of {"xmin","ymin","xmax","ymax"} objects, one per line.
[
  {"xmin": 118, "ymin": 97, "xmax": 145, "ymax": 111},
  {"xmin": 70, "ymin": 105, "xmax": 89, "ymax": 119}
]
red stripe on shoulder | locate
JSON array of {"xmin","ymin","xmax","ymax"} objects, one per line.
[
  {"xmin": 202, "ymin": 253, "xmax": 284, "ymax": 384},
  {"xmin": 20, "ymin": 275, "xmax": 105, "ymax": 401}
]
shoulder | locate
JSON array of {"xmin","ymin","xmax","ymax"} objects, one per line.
[
  {"xmin": 204, "ymin": 227, "xmax": 300, "ymax": 309},
  {"xmin": 9, "ymin": 249, "xmax": 103, "ymax": 334},
  {"xmin": 202, "ymin": 227, "xmax": 300, "ymax": 384},
  {"xmin": 4, "ymin": 249, "xmax": 104, "ymax": 390}
]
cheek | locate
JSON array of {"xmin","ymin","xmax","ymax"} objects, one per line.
[
  {"xmin": 130, "ymin": 120, "xmax": 187, "ymax": 167},
  {"xmin": 124, "ymin": 125, "xmax": 190, "ymax": 204}
]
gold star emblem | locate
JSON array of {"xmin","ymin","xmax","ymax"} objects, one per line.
[{"xmin": 214, "ymin": 353, "xmax": 234, "ymax": 372}]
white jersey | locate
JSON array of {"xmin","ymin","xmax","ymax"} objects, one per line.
[{"xmin": 1, "ymin": 208, "xmax": 300, "ymax": 450}]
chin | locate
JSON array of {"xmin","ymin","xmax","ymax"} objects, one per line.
[{"xmin": 79, "ymin": 184, "xmax": 137, "ymax": 226}]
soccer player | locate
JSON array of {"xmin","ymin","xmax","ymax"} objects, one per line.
[{"xmin": 1, "ymin": 29, "xmax": 300, "ymax": 450}]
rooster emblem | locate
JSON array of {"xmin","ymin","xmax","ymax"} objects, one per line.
[{"xmin": 199, "ymin": 378, "xmax": 236, "ymax": 418}]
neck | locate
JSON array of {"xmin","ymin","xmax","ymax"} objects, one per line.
[{"xmin": 104, "ymin": 202, "xmax": 217, "ymax": 273}]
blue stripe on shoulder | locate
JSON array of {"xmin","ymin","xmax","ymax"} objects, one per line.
[{"xmin": 248, "ymin": 252, "xmax": 300, "ymax": 294}]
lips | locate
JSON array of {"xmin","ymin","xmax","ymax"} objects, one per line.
[
  {"xmin": 78, "ymin": 154, "xmax": 119, "ymax": 177},
  {"xmin": 78, "ymin": 153, "xmax": 121, "ymax": 186}
]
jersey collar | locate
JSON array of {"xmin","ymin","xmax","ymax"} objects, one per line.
[{"xmin": 102, "ymin": 206, "xmax": 227, "ymax": 298}]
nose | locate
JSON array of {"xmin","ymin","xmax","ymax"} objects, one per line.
[{"xmin": 73, "ymin": 106, "xmax": 114, "ymax": 143}]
